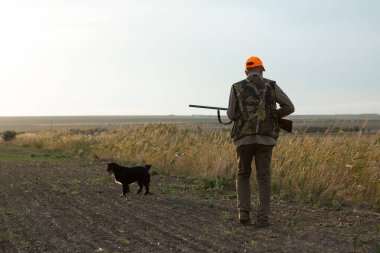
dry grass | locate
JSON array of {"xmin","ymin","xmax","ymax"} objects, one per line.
[{"xmin": 14, "ymin": 124, "xmax": 380, "ymax": 209}]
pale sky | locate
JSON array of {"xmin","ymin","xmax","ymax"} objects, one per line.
[{"xmin": 0, "ymin": 0, "xmax": 379, "ymax": 116}]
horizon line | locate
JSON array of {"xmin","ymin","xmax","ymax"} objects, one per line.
[{"xmin": 0, "ymin": 113, "xmax": 379, "ymax": 117}]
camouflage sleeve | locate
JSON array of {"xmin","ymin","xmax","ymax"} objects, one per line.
[
  {"xmin": 227, "ymin": 86, "xmax": 237, "ymax": 120},
  {"xmin": 274, "ymin": 83, "xmax": 295, "ymax": 118}
]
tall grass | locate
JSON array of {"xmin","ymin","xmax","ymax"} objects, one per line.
[{"xmin": 14, "ymin": 124, "xmax": 380, "ymax": 210}]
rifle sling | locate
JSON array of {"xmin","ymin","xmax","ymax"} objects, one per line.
[{"xmin": 217, "ymin": 109, "xmax": 232, "ymax": 125}]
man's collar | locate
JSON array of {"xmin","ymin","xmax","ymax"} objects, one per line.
[{"xmin": 246, "ymin": 72, "xmax": 263, "ymax": 81}]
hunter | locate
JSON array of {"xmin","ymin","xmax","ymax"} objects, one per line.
[{"xmin": 227, "ymin": 56, "xmax": 295, "ymax": 227}]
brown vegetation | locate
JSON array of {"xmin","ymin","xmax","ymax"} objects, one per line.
[{"xmin": 13, "ymin": 124, "xmax": 380, "ymax": 210}]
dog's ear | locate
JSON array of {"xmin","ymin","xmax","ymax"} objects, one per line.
[{"xmin": 145, "ymin": 165, "xmax": 151, "ymax": 171}]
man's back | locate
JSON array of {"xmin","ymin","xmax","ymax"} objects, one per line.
[
  {"xmin": 227, "ymin": 73, "xmax": 294, "ymax": 147},
  {"xmin": 230, "ymin": 74, "xmax": 280, "ymax": 141}
]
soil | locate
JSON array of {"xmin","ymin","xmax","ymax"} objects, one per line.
[{"xmin": 0, "ymin": 145, "xmax": 379, "ymax": 253}]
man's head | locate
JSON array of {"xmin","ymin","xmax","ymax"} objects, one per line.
[{"xmin": 245, "ymin": 56, "xmax": 265, "ymax": 76}]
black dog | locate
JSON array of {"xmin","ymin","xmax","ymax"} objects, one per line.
[{"xmin": 107, "ymin": 162, "xmax": 151, "ymax": 196}]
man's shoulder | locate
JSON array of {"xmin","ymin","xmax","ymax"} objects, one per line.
[
  {"xmin": 232, "ymin": 79, "xmax": 247, "ymax": 86},
  {"xmin": 263, "ymin": 78, "xmax": 277, "ymax": 90},
  {"xmin": 263, "ymin": 78, "xmax": 276, "ymax": 84}
]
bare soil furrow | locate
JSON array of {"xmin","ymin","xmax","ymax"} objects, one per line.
[
  {"xmin": 0, "ymin": 168, "xmax": 62, "ymax": 252},
  {"xmin": 89, "ymin": 193, "xmax": 215, "ymax": 252},
  {"xmin": 19, "ymin": 173, "xmax": 129, "ymax": 252},
  {"xmin": 1, "ymin": 166, "xmax": 123, "ymax": 252}
]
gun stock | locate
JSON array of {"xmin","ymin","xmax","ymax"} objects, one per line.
[{"xmin": 279, "ymin": 118, "xmax": 292, "ymax": 133}]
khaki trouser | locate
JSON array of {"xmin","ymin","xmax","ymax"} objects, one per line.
[{"xmin": 236, "ymin": 144, "xmax": 273, "ymax": 221}]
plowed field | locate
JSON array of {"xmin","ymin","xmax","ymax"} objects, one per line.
[{"xmin": 0, "ymin": 145, "xmax": 379, "ymax": 252}]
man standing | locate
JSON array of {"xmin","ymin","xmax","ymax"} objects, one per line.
[{"xmin": 227, "ymin": 56, "xmax": 294, "ymax": 227}]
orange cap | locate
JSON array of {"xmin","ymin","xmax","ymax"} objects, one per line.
[{"xmin": 245, "ymin": 56, "xmax": 265, "ymax": 71}]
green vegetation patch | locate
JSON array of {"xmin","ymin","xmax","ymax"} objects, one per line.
[
  {"xmin": 250, "ymin": 240, "xmax": 258, "ymax": 249},
  {"xmin": 52, "ymin": 185, "xmax": 69, "ymax": 194},
  {"xmin": 281, "ymin": 217, "xmax": 301, "ymax": 234},
  {"xmin": 157, "ymin": 175, "xmax": 235, "ymax": 199},
  {"xmin": 352, "ymin": 235, "xmax": 364, "ymax": 248},
  {"xmin": 220, "ymin": 211, "xmax": 233, "ymax": 221},
  {"xmin": 0, "ymin": 233, "xmax": 10, "ymax": 243},
  {"xmin": 30, "ymin": 151, "xmax": 66, "ymax": 159},
  {"xmin": 319, "ymin": 222, "xmax": 335, "ymax": 228},
  {"xmin": 0, "ymin": 207, "xmax": 8, "ymax": 216},
  {"xmin": 86, "ymin": 176, "xmax": 109, "ymax": 186},
  {"xmin": 116, "ymin": 237, "xmax": 130, "ymax": 245},
  {"xmin": 52, "ymin": 180, "xmax": 81, "ymax": 195},
  {"xmin": 18, "ymin": 240, "xmax": 32, "ymax": 249},
  {"xmin": 0, "ymin": 152, "xmax": 31, "ymax": 162},
  {"xmin": 0, "ymin": 144, "xmax": 69, "ymax": 164},
  {"xmin": 374, "ymin": 244, "xmax": 380, "ymax": 253}
]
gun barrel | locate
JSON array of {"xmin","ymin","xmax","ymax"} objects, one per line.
[
  {"xmin": 189, "ymin": 104, "xmax": 292, "ymax": 132},
  {"xmin": 189, "ymin": 104, "xmax": 227, "ymax": 111}
]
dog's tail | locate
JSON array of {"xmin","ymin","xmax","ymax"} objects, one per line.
[{"xmin": 145, "ymin": 164, "xmax": 151, "ymax": 171}]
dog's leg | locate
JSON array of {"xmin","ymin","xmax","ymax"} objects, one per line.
[
  {"xmin": 144, "ymin": 174, "xmax": 151, "ymax": 195},
  {"xmin": 137, "ymin": 181, "xmax": 143, "ymax": 194},
  {"xmin": 144, "ymin": 182, "xmax": 150, "ymax": 195},
  {"xmin": 121, "ymin": 184, "xmax": 130, "ymax": 196},
  {"xmin": 144, "ymin": 185, "xmax": 150, "ymax": 195}
]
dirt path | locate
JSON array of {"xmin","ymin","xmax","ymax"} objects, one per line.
[{"xmin": 0, "ymin": 145, "xmax": 379, "ymax": 252}]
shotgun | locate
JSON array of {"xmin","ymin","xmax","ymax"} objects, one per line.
[{"xmin": 189, "ymin": 104, "xmax": 293, "ymax": 133}]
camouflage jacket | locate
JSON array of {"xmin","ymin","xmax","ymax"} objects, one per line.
[{"xmin": 230, "ymin": 74, "xmax": 279, "ymax": 140}]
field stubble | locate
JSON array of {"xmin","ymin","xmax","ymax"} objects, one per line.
[{"xmin": 12, "ymin": 124, "xmax": 380, "ymax": 210}]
